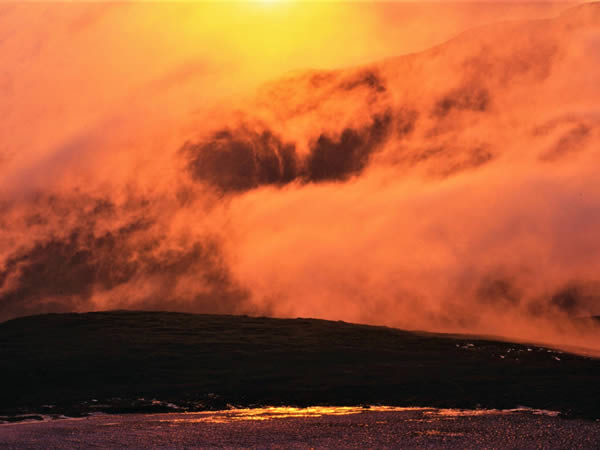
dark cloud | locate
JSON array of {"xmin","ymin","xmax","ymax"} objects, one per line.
[
  {"xmin": 396, "ymin": 108, "xmax": 419, "ymax": 137},
  {"xmin": 401, "ymin": 144, "xmax": 494, "ymax": 177},
  {"xmin": 439, "ymin": 146, "xmax": 494, "ymax": 176},
  {"xmin": 524, "ymin": 282, "xmax": 600, "ymax": 318},
  {"xmin": 551, "ymin": 284, "xmax": 582, "ymax": 314},
  {"xmin": 339, "ymin": 70, "xmax": 387, "ymax": 93},
  {"xmin": 0, "ymin": 196, "xmax": 249, "ymax": 322},
  {"xmin": 476, "ymin": 278, "xmax": 521, "ymax": 307},
  {"xmin": 183, "ymin": 129, "xmax": 297, "ymax": 192},
  {"xmin": 549, "ymin": 282, "xmax": 600, "ymax": 316},
  {"xmin": 305, "ymin": 112, "xmax": 392, "ymax": 182},
  {"xmin": 309, "ymin": 72, "xmax": 336, "ymax": 89},
  {"xmin": 433, "ymin": 84, "xmax": 491, "ymax": 118},
  {"xmin": 472, "ymin": 276, "xmax": 600, "ymax": 319},
  {"xmin": 183, "ymin": 112, "xmax": 392, "ymax": 192},
  {"xmin": 540, "ymin": 123, "xmax": 592, "ymax": 162}
]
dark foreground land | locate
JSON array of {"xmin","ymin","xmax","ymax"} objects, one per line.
[
  {"xmin": 1, "ymin": 311, "xmax": 599, "ymax": 420},
  {"xmin": 2, "ymin": 408, "xmax": 600, "ymax": 449}
]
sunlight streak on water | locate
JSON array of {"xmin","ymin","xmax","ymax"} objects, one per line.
[
  {"xmin": 159, "ymin": 406, "xmax": 424, "ymax": 423},
  {"xmin": 157, "ymin": 405, "xmax": 560, "ymax": 424},
  {"xmin": 428, "ymin": 407, "xmax": 561, "ymax": 418},
  {"xmin": 1, "ymin": 405, "xmax": 597, "ymax": 448}
]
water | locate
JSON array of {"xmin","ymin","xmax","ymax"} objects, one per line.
[{"xmin": 1, "ymin": 406, "xmax": 599, "ymax": 448}]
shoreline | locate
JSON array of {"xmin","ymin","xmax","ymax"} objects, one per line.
[{"xmin": 0, "ymin": 405, "xmax": 566, "ymax": 426}]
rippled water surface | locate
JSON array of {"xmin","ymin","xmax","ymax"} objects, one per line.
[{"xmin": 1, "ymin": 407, "xmax": 599, "ymax": 448}]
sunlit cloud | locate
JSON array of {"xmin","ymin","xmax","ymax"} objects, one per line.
[{"xmin": 0, "ymin": 1, "xmax": 599, "ymax": 354}]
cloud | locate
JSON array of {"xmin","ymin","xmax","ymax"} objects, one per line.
[
  {"xmin": 182, "ymin": 110, "xmax": 392, "ymax": 193},
  {"xmin": 1, "ymin": 2, "xmax": 600, "ymax": 354},
  {"xmin": 0, "ymin": 192, "xmax": 251, "ymax": 320}
]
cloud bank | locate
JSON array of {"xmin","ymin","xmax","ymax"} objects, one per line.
[{"xmin": 1, "ymin": 2, "xmax": 599, "ymax": 353}]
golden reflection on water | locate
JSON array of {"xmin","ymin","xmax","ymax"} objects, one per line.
[
  {"xmin": 158, "ymin": 405, "xmax": 560, "ymax": 424},
  {"xmin": 160, "ymin": 406, "xmax": 424, "ymax": 424},
  {"xmin": 426, "ymin": 407, "xmax": 560, "ymax": 418}
]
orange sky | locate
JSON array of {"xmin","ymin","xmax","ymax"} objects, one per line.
[
  {"xmin": 0, "ymin": 2, "xmax": 599, "ymax": 354},
  {"xmin": 0, "ymin": 2, "xmax": 573, "ymax": 182}
]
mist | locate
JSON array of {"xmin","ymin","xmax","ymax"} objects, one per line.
[{"xmin": 1, "ymin": 2, "xmax": 599, "ymax": 354}]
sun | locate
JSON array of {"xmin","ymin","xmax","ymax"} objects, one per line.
[{"xmin": 253, "ymin": 0, "xmax": 293, "ymax": 12}]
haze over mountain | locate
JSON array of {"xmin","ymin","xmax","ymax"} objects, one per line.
[{"xmin": 1, "ymin": 2, "xmax": 599, "ymax": 353}]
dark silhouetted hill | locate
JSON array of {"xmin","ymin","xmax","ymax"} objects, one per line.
[{"xmin": 1, "ymin": 311, "xmax": 599, "ymax": 420}]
